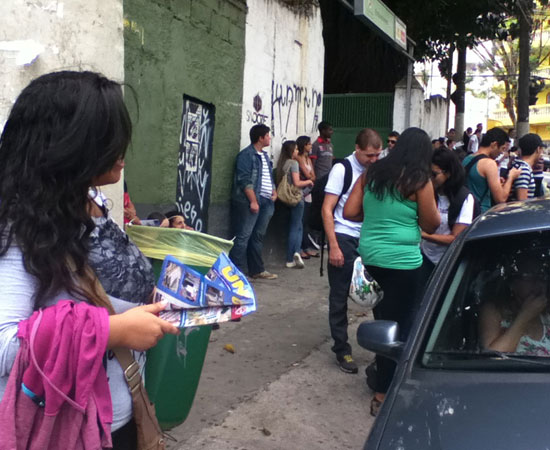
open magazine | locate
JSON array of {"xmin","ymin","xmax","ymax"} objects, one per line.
[{"xmin": 153, "ymin": 252, "xmax": 257, "ymax": 327}]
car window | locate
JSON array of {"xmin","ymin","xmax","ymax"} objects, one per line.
[{"xmin": 422, "ymin": 230, "xmax": 550, "ymax": 370}]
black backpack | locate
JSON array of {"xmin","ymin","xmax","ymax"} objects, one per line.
[
  {"xmin": 308, "ymin": 159, "xmax": 353, "ymax": 275},
  {"xmin": 309, "ymin": 159, "xmax": 352, "ymax": 232},
  {"xmin": 447, "ymin": 185, "xmax": 481, "ymax": 228}
]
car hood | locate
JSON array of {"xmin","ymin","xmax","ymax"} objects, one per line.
[{"xmin": 374, "ymin": 377, "xmax": 550, "ymax": 450}]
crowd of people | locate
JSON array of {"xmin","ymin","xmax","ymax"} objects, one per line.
[
  {"xmin": 229, "ymin": 119, "xmax": 548, "ymax": 417},
  {"xmin": 1, "ymin": 69, "xmax": 548, "ymax": 448}
]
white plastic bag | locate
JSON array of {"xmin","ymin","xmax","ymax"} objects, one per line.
[{"xmin": 349, "ymin": 257, "xmax": 383, "ymax": 308}]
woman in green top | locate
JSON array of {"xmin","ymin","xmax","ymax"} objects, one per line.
[{"xmin": 344, "ymin": 127, "xmax": 440, "ymax": 416}]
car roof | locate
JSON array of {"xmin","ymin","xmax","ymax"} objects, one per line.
[{"xmin": 465, "ymin": 198, "xmax": 550, "ymax": 241}]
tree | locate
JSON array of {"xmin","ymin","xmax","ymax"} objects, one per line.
[
  {"xmin": 473, "ymin": 2, "xmax": 549, "ymax": 130},
  {"xmin": 382, "ymin": 0, "xmax": 512, "ymax": 135}
]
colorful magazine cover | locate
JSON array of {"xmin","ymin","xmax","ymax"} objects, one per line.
[{"xmin": 154, "ymin": 252, "xmax": 256, "ymax": 327}]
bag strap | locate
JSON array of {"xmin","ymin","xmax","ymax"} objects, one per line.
[{"xmin": 78, "ymin": 266, "xmax": 143, "ymax": 386}]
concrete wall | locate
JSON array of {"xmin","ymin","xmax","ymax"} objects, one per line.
[
  {"xmin": 123, "ymin": 0, "xmax": 247, "ymax": 237},
  {"xmin": 240, "ymin": 1, "xmax": 325, "ymax": 165},
  {"xmin": 393, "ymin": 77, "xmax": 449, "ymax": 139},
  {"xmin": 422, "ymin": 95, "xmax": 448, "ymax": 140},
  {"xmin": 0, "ymin": 0, "xmax": 125, "ymax": 223}
]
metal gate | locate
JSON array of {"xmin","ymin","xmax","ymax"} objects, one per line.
[{"xmin": 323, "ymin": 93, "xmax": 394, "ymax": 158}]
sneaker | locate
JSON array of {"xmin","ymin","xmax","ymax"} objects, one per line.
[
  {"xmin": 250, "ymin": 271, "xmax": 278, "ymax": 280},
  {"xmin": 337, "ymin": 355, "xmax": 358, "ymax": 374},
  {"xmin": 286, "ymin": 261, "xmax": 297, "ymax": 268},
  {"xmin": 293, "ymin": 252, "xmax": 305, "ymax": 269},
  {"xmin": 308, "ymin": 233, "xmax": 320, "ymax": 250}
]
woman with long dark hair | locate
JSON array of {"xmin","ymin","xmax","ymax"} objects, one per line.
[
  {"xmin": 344, "ymin": 127, "xmax": 440, "ymax": 416},
  {"xmin": 421, "ymin": 147, "xmax": 476, "ymax": 274},
  {"xmin": 295, "ymin": 135, "xmax": 318, "ymax": 258},
  {"xmin": 0, "ymin": 71, "xmax": 178, "ymax": 447},
  {"xmin": 276, "ymin": 140, "xmax": 313, "ymax": 268}
]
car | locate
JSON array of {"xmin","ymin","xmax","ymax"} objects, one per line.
[{"xmin": 358, "ymin": 198, "xmax": 550, "ymax": 450}]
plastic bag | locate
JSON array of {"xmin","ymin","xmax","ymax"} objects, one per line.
[
  {"xmin": 126, "ymin": 225, "xmax": 233, "ymax": 268},
  {"xmin": 349, "ymin": 257, "xmax": 383, "ymax": 308}
]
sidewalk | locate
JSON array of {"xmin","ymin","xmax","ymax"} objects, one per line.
[{"xmin": 168, "ymin": 257, "xmax": 376, "ymax": 449}]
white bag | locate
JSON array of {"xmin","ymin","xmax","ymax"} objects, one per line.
[{"xmin": 349, "ymin": 257, "xmax": 383, "ymax": 308}]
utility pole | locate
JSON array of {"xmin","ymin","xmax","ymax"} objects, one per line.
[
  {"xmin": 516, "ymin": 0, "xmax": 532, "ymax": 138},
  {"xmin": 451, "ymin": 46, "xmax": 467, "ymax": 138}
]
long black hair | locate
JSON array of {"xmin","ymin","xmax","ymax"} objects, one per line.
[
  {"xmin": 432, "ymin": 147, "xmax": 465, "ymax": 200},
  {"xmin": 0, "ymin": 71, "xmax": 131, "ymax": 307},
  {"xmin": 366, "ymin": 127, "xmax": 432, "ymax": 200}
]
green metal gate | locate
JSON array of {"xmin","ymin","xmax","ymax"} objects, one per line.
[{"xmin": 323, "ymin": 93, "xmax": 394, "ymax": 158}]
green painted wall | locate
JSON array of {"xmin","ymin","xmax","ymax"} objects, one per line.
[{"xmin": 123, "ymin": 0, "xmax": 246, "ymax": 231}]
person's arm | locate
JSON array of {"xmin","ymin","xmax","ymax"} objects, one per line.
[
  {"xmin": 343, "ymin": 174, "xmax": 366, "ymax": 222},
  {"xmin": 479, "ymin": 297, "xmax": 546, "ymax": 353},
  {"xmin": 480, "ymin": 159, "xmax": 520, "ymax": 204},
  {"xmin": 235, "ymin": 151, "xmax": 259, "ymax": 213},
  {"xmin": 415, "ymin": 181, "xmax": 440, "ymax": 233},
  {"xmin": 421, "ymin": 194, "xmax": 473, "ymax": 245},
  {"xmin": 244, "ymin": 188, "xmax": 259, "ymax": 213},
  {"xmin": 322, "ymin": 194, "xmax": 344, "ymax": 267},
  {"xmin": 297, "ymin": 156, "xmax": 314, "ymax": 181},
  {"xmin": 291, "ymin": 171, "xmax": 314, "ymax": 188},
  {"xmin": 108, "ymin": 302, "xmax": 179, "ymax": 351},
  {"xmin": 515, "ymin": 188, "xmax": 528, "ymax": 201}
]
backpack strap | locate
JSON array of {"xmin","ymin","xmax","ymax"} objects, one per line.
[
  {"xmin": 464, "ymin": 154, "xmax": 489, "ymax": 176},
  {"xmin": 464, "ymin": 154, "xmax": 490, "ymax": 206}
]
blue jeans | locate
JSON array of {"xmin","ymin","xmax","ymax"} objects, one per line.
[
  {"xmin": 229, "ymin": 196, "xmax": 274, "ymax": 276},
  {"xmin": 287, "ymin": 200, "xmax": 304, "ymax": 262}
]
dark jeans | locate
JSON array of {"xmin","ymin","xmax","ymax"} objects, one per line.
[
  {"xmin": 287, "ymin": 200, "xmax": 304, "ymax": 262},
  {"xmin": 327, "ymin": 233, "xmax": 359, "ymax": 357},
  {"xmin": 111, "ymin": 418, "xmax": 137, "ymax": 450},
  {"xmin": 301, "ymin": 201, "xmax": 313, "ymax": 250},
  {"xmin": 366, "ymin": 265, "xmax": 424, "ymax": 394},
  {"xmin": 229, "ymin": 196, "xmax": 274, "ymax": 276}
]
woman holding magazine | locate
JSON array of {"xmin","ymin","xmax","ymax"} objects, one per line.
[{"xmin": 0, "ymin": 71, "xmax": 178, "ymax": 448}]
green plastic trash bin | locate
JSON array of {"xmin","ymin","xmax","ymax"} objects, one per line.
[{"xmin": 126, "ymin": 226, "xmax": 233, "ymax": 429}]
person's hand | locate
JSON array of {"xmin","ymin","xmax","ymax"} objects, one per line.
[
  {"xmin": 508, "ymin": 167, "xmax": 521, "ymax": 181},
  {"xmin": 271, "ymin": 190, "xmax": 278, "ymax": 202},
  {"xmin": 518, "ymin": 294, "xmax": 547, "ymax": 322},
  {"xmin": 307, "ymin": 180, "xmax": 314, "ymax": 187},
  {"xmin": 250, "ymin": 200, "xmax": 259, "ymax": 214},
  {"xmin": 328, "ymin": 246, "xmax": 344, "ymax": 267},
  {"xmin": 109, "ymin": 302, "xmax": 180, "ymax": 351}
]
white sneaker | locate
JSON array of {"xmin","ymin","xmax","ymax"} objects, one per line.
[
  {"xmin": 308, "ymin": 233, "xmax": 321, "ymax": 250},
  {"xmin": 286, "ymin": 261, "xmax": 297, "ymax": 268},
  {"xmin": 293, "ymin": 252, "xmax": 305, "ymax": 269}
]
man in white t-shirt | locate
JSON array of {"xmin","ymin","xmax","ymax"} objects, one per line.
[{"xmin": 321, "ymin": 128, "xmax": 382, "ymax": 373}]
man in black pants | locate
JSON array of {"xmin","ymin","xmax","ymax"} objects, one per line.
[{"xmin": 321, "ymin": 129, "xmax": 382, "ymax": 373}]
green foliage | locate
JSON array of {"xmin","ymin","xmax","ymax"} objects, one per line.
[{"xmin": 383, "ymin": 0, "xmax": 513, "ymax": 61}]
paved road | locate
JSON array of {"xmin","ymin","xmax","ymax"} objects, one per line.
[{"xmin": 166, "ymin": 258, "xmax": 376, "ymax": 449}]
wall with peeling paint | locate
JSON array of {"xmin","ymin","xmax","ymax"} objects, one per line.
[
  {"xmin": 123, "ymin": 0, "xmax": 247, "ymax": 236},
  {"xmin": 240, "ymin": 2, "xmax": 325, "ymax": 165},
  {"xmin": 0, "ymin": 0, "xmax": 125, "ymax": 223}
]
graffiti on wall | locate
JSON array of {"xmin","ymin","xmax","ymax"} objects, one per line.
[
  {"xmin": 271, "ymin": 81, "xmax": 322, "ymax": 139},
  {"xmin": 176, "ymin": 95, "xmax": 215, "ymax": 232},
  {"xmin": 244, "ymin": 82, "xmax": 322, "ymax": 143}
]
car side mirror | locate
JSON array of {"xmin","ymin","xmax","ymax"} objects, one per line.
[{"xmin": 357, "ymin": 320, "xmax": 404, "ymax": 361}]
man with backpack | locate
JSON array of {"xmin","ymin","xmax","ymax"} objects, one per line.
[
  {"xmin": 321, "ymin": 128, "xmax": 382, "ymax": 373},
  {"xmin": 462, "ymin": 127, "xmax": 521, "ymax": 213}
]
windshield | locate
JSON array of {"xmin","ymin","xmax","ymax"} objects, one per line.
[{"xmin": 422, "ymin": 230, "xmax": 550, "ymax": 370}]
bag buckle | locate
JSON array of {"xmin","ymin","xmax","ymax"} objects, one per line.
[{"xmin": 124, "ymin": 361, "xmax": 141, "ymax": 393}]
